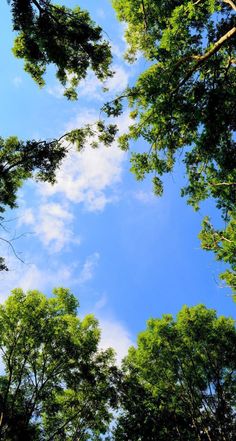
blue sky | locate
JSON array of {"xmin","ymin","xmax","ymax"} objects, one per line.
[{"xmin": 1, "ymin": 0, "xmax": 235, "ymax": 362}]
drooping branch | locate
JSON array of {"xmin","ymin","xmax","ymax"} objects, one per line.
[{"xmin": 0, "ymin": 237, "xmax": 24, "ymax": 264}]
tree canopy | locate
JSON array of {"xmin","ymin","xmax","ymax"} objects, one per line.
[
  {"xmin": 0, "ymin": 290, "xmax": 235, "ymax": 440},
  {"xmin": 107, "ymin": 0, "xmax": 236, "ymax": 294},
  {"xmin": 0, "ymin": 288, "xmax": 119, "ymax": 440},
  {"xmin": 114, "ymin": 304, "xmax": 236, "ymax": 440}
]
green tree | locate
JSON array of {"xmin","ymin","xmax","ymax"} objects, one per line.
[
  {"xmin": 0, "ymin": 288, "xmax": 119, "ymax": 440},
  {"xmin": 1, "ymin": 0, "xmax": 115, "ymax": 268},
  {"xmin": 114, "ymin": 305, "xmax": 236, "ymax": 441},
  {"xmin": 109, "ymin": 0, "xmax": 236, "ymax": 293}
]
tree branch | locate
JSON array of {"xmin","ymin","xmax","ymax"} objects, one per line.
[
  {"xmin": 192, "ymin": 27, "xmax": 236, "ymax": 63},
  {"xmin": 0, "ymin": 237, "xmax": 24, "ymax": 264},
  {"xmin": 209, "ymin": 181, "xmax": 236, "ymax": 186},
  {"xmin": 223, "ymin": 0, "xmax": 236, "ymax": 11},
  {"xmin": 173, "ymin": 26, "xmax": 236, "ymax": 92}
]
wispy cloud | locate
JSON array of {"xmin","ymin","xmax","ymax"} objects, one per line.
[
  {"xmin": 134, "ymin": 190, "xmax": 156, "ymax": 204},
  {"xmin": 78, "ymin": 252, "xmax": 100, "ymax": 284},
  {"xmin": 47, "ymin": 63, "xmax": 129, "ymax": 101},
  {"xmin": 0, "ymin": 260, "xmax": 76, "ymax": 301},
  {"xmin": 0, "ymin": 250, "xmax": 100, "ymax": 301},
  {"xmin": 20, "ymin": 202, "xmax": 78, "ymax": 252}
]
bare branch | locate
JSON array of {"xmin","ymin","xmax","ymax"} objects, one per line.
[{"xmin": 0, "ymin": 237, "xmax": 24, "ymax": 264}]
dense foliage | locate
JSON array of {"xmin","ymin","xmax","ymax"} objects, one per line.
[
  {"xmin": 108, "ymin": 0, "xmax": 236, "ymax": 293},
  {"xmin": 11, "ymin": 0, "xmax": 112, "ymax": 99},
  {"xmin": 0, "ymin": 288, "xmax": 119, "ymax": 440},
  {"xmin": 0, "ymin": 291, "xmax": 235, "ymax": 440},
  {"xmin": 114, "ymin": 304, "xmax": 236, "ymax": 440}
]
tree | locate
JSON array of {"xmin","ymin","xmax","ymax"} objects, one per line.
[
  {"xmin": 114, "ymin": 304, "xmax": 236, "ymax": 441},
  {"xmin": 1, "ymin": 0, "xmax": 115, "ymax": 268},
  {"xmin": 108, "ymin": 0, "xmax": 236, "ymax": 293},
  {"xmin": 0, "ymin": 288, "xmax": 119, "ymax": 440}
]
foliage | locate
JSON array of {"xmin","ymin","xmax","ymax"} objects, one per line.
[
  {"xmin": 114, "ymin": 304, "xmax": 236, "ymax": 440},
  {"xmin": 110, "ymin": 0, "xmax": 236, "ymax": 292},
  {"xmin": 0, "ymin": 288, "xmax": 119, "ymax": 440},
  {"xmin": 0, "ymin": 136, "xmax": 66, "ymax": 213},
  {"xmin": 199, "ymin": 211, "xmax": 236, "ymax": 296},
  {"xmin": 10, "ymin": 0, "xmax": 112, "ymax": 99}
]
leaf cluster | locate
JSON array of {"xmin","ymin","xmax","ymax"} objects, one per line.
[
  {"xmin": 10, "ymin": 0, "xmax": 112, "ymax": 99},
  {"xmin": 0, "ymin": 135, "xmax": 66, "ymax": 214}
]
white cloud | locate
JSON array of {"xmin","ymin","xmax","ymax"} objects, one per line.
[
  {"xmin": 21, "ymin": 208, "xmax": 35, "ymax": 224},
  {"xmin": 47, "ymin": 83, "xmax": 64, "ymax": 99},
  {"xmin": 40, "ymin": 145, "xmax": 124, "ymax": 211},
  {"xmin": 36, "ymin": 203, "xmax": 75, "ymax": 251},
  {"xmin": 0, "ymin": 250, "xmax": 100, "ymax": 301},
  {"xmin": 105, "ymin": 64, "xmax": 129, "ymax": 93},
  {"xmin": 47, "ymin": 64, "xmax": 129, "ymax": 102},
  {"xmin": 17, "ymin": 109, "xmax": 131, "ymax": 257},
  {"xmin": 110, "ymin": 42, "xmax": 124, "ymax": 60},
  {"xmin": 78, "ymin": 252, "xmax": 100, "ymax": 284},
  {"xmin": 0, "ymin": 260, "xmax": 76, "ymax": 301},
  {"xmin": 76, "ymin": 65, "xmax": 129, "ymax": 101},
  {"xmin": 20, "ymin": 202, "xmax": 78, "ymax": 252},
  {"xmin": 99, "ymin": 317, "xmax": 134, "ymax": 365},
  {"xmin": 134, "ymin": 190, "xmax": 156, "ymax": 204},
  {"xmin": 94, "ymin": 293, "xmax": 108, "ymax": 310},
  {"xmin": 38, "ymin": 109, "xmax": 131, "ymax": 213}
]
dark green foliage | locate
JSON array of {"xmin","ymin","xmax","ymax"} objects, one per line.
[
  {"xmin": 110, "ymin": 0, "xmax": 236, "ymax": 292},
  {"xmin": 0, "ymin": 136, "xmax": 66, "ymax": 213},
  {"xmin": 114, "ymin": 305, "xmax": 236, "ymax": 440},
  {"xmin": 0, "ymin": 288, "xmax": 119, "ymax": 440},
  {"xmin": 11, "ymin": 0, "xmax": 112, "ymax": 99}
]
